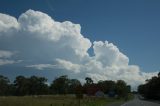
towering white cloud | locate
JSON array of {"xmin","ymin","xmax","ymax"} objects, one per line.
[
  {"xmin": 18, "ymin": 9, "xmax": 91, "ymax": 58},
  {"xmin": 93, "ymin": 41, "xmax": 129, "ymax": 67},
  {"xmin": 0, "ymin": 13, "xmax": 19, "ymax": 35},
  {"xmin": 0, "ymin": 10, "xmax": 158, "ymax": 90}
]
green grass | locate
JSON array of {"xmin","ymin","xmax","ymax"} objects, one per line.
[
  {"xmin": 104, "ymin": 93, "xmax": 135, "ymax": 106},
  {"xmin": 128, "ymin": 93, "xmax": 135, "ymax": 100},
  {"xmin": 0, "ymin": 94, "xmax": 134, "ymax": 106}
]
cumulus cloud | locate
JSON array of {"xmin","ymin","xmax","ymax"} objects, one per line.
[
  {"xmin": 0, "ymin": 9, "xmax": 158, "ymax": 90},
  {"xmin": 93, "ymin": 41, "xmax": 129, "ymax": 67},
  {"xmin": 18, "ymin": 9, "xmax": 91, "ymax": 58},
  {"xmin": 0, "ymin": 13, "xmax": 19, "ymax": 35}
]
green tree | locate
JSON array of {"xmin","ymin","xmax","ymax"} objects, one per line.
[
  {"xmin": 0, "ymin": 75, "xmax": 10, "ymax": 95},
  {"xmin": 50, "ymin": 75, "xmax": 69, "ymax": 94},
  {"xmin": 75, "ymin": 84, "xmax": 83, "ymax": 99},
  {"xmin": 158, "ymin": 72, "xmax": 160, "ymax": 77},
  {"xmin": 126, "ymin": 85, "xmax": 131, "ymax": 93},
  {"xmin": 85, "ymin": 77, "xmax": 93, "ymax": 85},
  {"xmin": 28, "ymin": 76, "xmax": 49, "ymax": 95},
  {"xmin": 68, "ymin": 79, "xmax": 81, "ymax": 94},
  {"xmin": 98, "ymin": 80, "xmax": 116, "ymax": 93},
  {"xmin": 83, "ymin": 77, "xmax": 94, "ymax": 94},
  {"xmin": 138, "ymin": 72, "xmax": 160, "ymax": 100},
  {"xmin": 116, "ymin": 80, "xmax": 128, "ymax": 98},
  {"xmin": 14, "ymin": 76, "xmax": 29, "ymax": 96}
]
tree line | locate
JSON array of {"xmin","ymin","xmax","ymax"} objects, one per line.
[
  {"xmin": 138, "ymin": 72, "xmax": 160, "ymax": 100},
  {"xmin": 0, "ymin": 75, "xmax": 131, "ymax": 98}
]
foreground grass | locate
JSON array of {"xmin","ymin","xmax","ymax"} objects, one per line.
[
  {"xmin": 105, "ymin": 94, "xmax": 135, "ymax": 106},
  {"xmin": 0, "ymin": 95, "xmax": 105, "ymax": 106},
  {"xmin": 0, "ymin": 94, "xmax": 134, "ymax": 106}
]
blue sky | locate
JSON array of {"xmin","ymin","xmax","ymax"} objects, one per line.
[
  {"xmin": 0, "ymin": 0, "xmax": 159, "ymax": 88},
  {"xmin": 1, "ymin": 0, "xmax": 159, "ymax": 71}
]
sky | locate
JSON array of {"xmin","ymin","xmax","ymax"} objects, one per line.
[{"xmin": 0, "ymin": 0, "xmax": 160, "ymax": 90}]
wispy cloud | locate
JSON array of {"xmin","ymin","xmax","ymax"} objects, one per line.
[
  {"xmin": 0, "ymin": 59, "xmax": 15, "ymax": 65},
  {"xmin": 0, "ymin": 50, "xmax": 14, "ymax": 58},
  {"xmin": 26, "ymin": 64, "xmax": 56, "ymax": 70},
  {"xmin": 0, "ymin": 50, "xmax": 21, "ymax": 65}
]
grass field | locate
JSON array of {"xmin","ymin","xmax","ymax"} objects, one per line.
[{"xmin": 0, "ymin": 94, "xmax": 134, "ymax": 106}]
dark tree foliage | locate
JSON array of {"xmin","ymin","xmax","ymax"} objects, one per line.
[
  {"xmin": 85, "ymin": 77, "xmax": 93, "ymax": 85},
  {"xmin": 50, "ymin": 75, "xmax": 82, "ymax": 95},
  {"xmin": 126, "ymin": 85, "xmax": 131, "ymax": 93},
  {"xmin": 115, "ymin": 80, "xmax": 128, "ymax": 98},
  {"xmin": 50, "ymin": 75, "xmax": 69, "ymax": 94},
  {"xmin": 68, "ymin": 79, "xmax": 81, "ymax": 94},
  {"xmin": 28, "ymin": 76, "xmax": 49, "ymax": 95},
  {"xmin": 14, "ymin": 76, "xmax": 49, "ymax": 96},
  {"xmin": 97, "ymin": 80, "xmax": 116, "ymax": 93},
  {"xmin": 14, "ymin": 76, "xmax": 30, "ymax": 96},
  {"xmin": 138, "ymin": 72, "xmax": 160, "ymax": 100},
  {"xmin": 75, "ymin": 84, "xmax": 84, "ymax": 99},
  {"xmin": 0, "ymin": 75, "xmax": 10, "ymax": 96},
  {"xmin": 83, "ymin": 77, "xmax": 96, "ymax": 95},
  {"xmin": 0, "ymin": 74, "xmax": 130, "ymax": 97}
]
